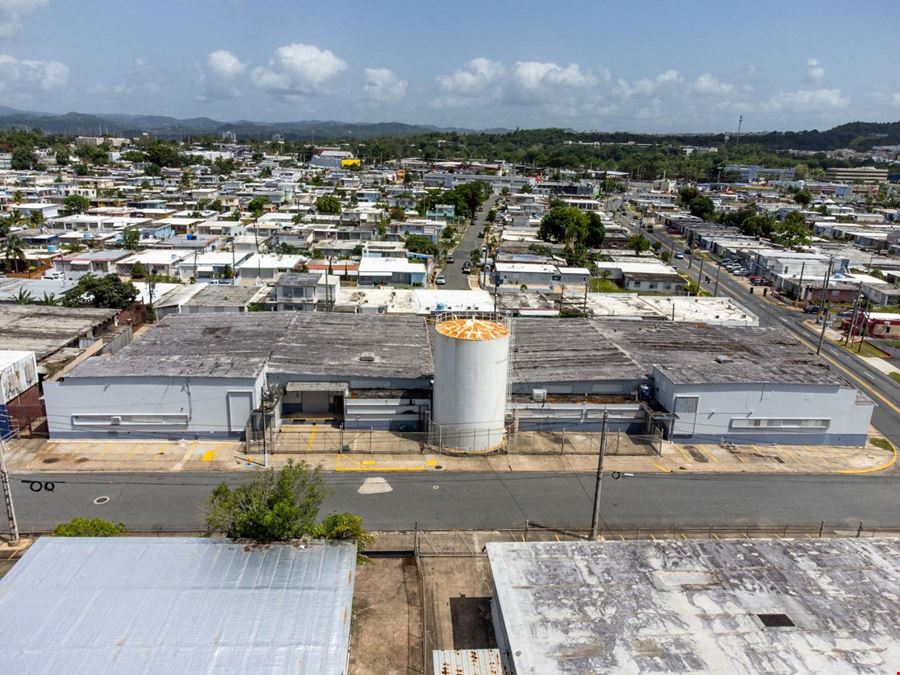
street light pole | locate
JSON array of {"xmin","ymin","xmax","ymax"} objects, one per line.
[{"xmin": 589, "ymin": 410, "xmax": 609, "ymax": 540}]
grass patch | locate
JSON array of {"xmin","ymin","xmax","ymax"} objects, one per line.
[
  {"xmin": 590, "ymin": 278, "xmax": 622, "ymax": 293},
  {"xmin": 870, "ymin": 437, "xmax": 894, "ymax": 453},
  {"xmin": 890, "ymin": 372, "xmax": 900, "ymax": 384},
  {"xmin": 848, "ymin": 341, "xmax": 891, "ymax": 358}
]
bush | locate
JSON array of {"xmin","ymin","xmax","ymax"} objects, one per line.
[
  {"xmin": 206, "ymin": 460, "xmax": 373, "ymax": 556},
  {"xmin": 52, "ymin": 517, "xmax": 126, "ymax": 537}
]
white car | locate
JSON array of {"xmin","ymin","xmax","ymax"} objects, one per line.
[{"xmin": 435, "ymin": 275, "xmax": 446, "ymax": 285}]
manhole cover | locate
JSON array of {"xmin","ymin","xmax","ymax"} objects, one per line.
[
  {"xmin": 93, "ymin": 496, "xmax": 110, "ymax": 505},
  {"xmin": 432, "ymin": 485, "xmax": 440, "ymax": 490}
]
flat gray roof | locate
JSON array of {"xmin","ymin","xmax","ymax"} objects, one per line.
[
  {"xmin": 185, "ymin": 284, "xmax": 265, "ymax": 307},
  {"xmin": 511, "ymin": 319, "xmax": 844, "ymax": 387},
  {"xmin": 0, "ymin": 305, "xmax": 118, "ymax": 359},
  {"xmin": 0, "ymin": 537, "xmax": 356, "ymax": 675},
  {"xmin": 69, "ymin": 312, "xmax": 433, "ymax": 381},
  {"xmin": 488, "ymin": 538, "xmax": 900, "ymax": 674}
]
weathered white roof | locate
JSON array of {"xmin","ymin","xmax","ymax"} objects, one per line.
[{"xmin": 0, "ymin": 537, "xmax": 356, "ymax": 675}]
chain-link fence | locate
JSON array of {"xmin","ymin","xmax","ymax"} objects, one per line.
[
  {"xmin": 508, "ymin": 429, "xmax": 662, "ymax": 456},
  {"xmin": 257, "ymin": 424, "xmax": 662, "ymax": 456}
]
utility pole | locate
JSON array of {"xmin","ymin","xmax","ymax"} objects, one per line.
[
  {"xmin": 844, "ymin": 282, "xmax": 863, "ymax": 346},
  {"xmin": 713, "ymin": 263, "xmax": 721, "ymax": 297},
  {"xmin": 735, "ymin": 114, "xmax": 743, "ymax": 146},
  {"xmin": 816, "ymin": 257, "xmax": 834, "ymax": 355},
  {"xmin": 0, "ymin": 435, "xmax": 19, "ymax": 544},
  {"xmin": 589, "ymin": 410, "xmax": 609, "ymax": 540},
  {"xmin": 795, "ymin": 262, "xmax": 806, "ymax": 308}
]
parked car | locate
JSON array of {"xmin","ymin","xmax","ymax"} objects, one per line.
[
  {"xmin": 435, "ymin": 275, "xmax": 446, "ymax": 285},
  {"xmin": 674, "ymin": 252, "xmax": 685, "ymax": 259},
  {"xmin": 462, "ymin": 262, "xmax": 472, "ymax": 273},
  {"xmin": 803, "ymin": 304, "xmax": 822, "ymax": 314},
  {"xmin": 749, "ymin": 275, "xmax": 770, "ymax": 286},
  {"xmin": 446, "ymin": 254, "xmax": 455, "ymax": 263}
]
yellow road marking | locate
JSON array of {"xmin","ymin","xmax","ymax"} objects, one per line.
[
  {"xmin": 653, "ymin": 462, "xmax": 672, "ymax": 473},
  {"xmin": 425, "ymin": 459, "xmax": 438, "ymax": 466},
  {"xmin": 361, "ymin": 460, "xmax": 377, "ymax": 466},
  {"xmin": 305, "ymin": 424, "xmax": 317, "ymax": 451},
  {"xmin": 699, "ymin": 446, "xmax": 720, "ymax": 463},
  {"xmin": 335, "ymin": 455, "xmax": 426, "ymax": 472},
  {"xmin": 201, "ymin": 450, "xmax": 217, "ymax": 462},
  {"xmin": 837, "ymin": 443, "xmax": 897, "ymax": 475},
  {"xmin": 676, "ymin": 445, "xmax": 692, "ymax": 463},
  {"xmin": 124, "ymin": 443, "xmax": 141, "ymax": 460}
]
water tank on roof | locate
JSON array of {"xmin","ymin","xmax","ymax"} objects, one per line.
[
  {"xmin": 432, "ymin": 317, "xmax": 510, "ymax": 451},
  {"xmin": 47, "ymin": 245, "xmax": 58, "ymax": 253}
]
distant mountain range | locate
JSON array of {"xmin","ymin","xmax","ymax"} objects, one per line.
[
  {"xmin": 0, "ymin": 106, "xmax": 898, "ymax": 150},
  {"xmin": 0, "ymin": 106, "xmax": 508, "ymax": 140}
]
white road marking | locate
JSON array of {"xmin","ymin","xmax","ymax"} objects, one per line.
[{"xmin": 357, "ymin": 477, "xmax": 393, "ymax": 495}]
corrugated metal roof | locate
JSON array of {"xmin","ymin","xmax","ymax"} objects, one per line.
[
  {"xmin": 0, "ymin": 537, "xmax": 356, "ymax": 675},
  {"xmin": 433, "ymin": 649, "xmax": 508, "ymax": 675}
]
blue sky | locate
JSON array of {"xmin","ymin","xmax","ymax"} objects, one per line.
[{"xmin": 1, "ymin": 0, "xmax": 899, "ymax": 131}]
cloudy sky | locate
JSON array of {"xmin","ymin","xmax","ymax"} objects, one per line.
[{"xmin": 1, "ymin": 0, "xmax": 899, "ymax": 132}]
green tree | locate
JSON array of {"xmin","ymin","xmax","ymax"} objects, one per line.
[
  {"xmin": 122, "ymin": 227, "xmax": 141, "ymax": 250},
  {"xmin": 41, "ymin": 292, "xmax": 60, "ymax": 306},
  {"xmin": 130, "ymin": 261, "xmax": 147, "ymax": 279},
  {"xmin": 315, "ymin": 194, "xmax": 342, "ymax": 214},
  {"xmin": 678, "ymin": 186, "xmax": 699, "ymax": 206},
  {"xmin": 688, "ymin": 195, "xmax": 715, "ymax": 220},
  {"xmin": 29, "ymin": 210, "xmax": 43, "ymax": 228},
  {"xmin": 388, "ymin": 206, "xmax": 406, "ymax": 222},
  {"xmin": 660, "ymin": 250, "xmax": 672, "ymax": 264},
  {"xmin": 64, "ymin": 194, "xmax": 91, "ymax": 214},
  {"xmin": 470, "ymin": 248, "xmax": 482, "ymax": 264},
  {"xmin": 404, "ymin": 234, "xmax": 438, "ymax": 256},
  {"xmin": 4, "ymin": 234, "xmax": 26, "ymax": 272},
  {"xmin": 64, "ymin": 274, "xmax": 139, "ymax": 309},
  {"xmin": 585, "ymin": 212, "xmax": 606, "ymax": 248},
  {"xmin": 12, "ymin": 190, "xmax": 23, "ymax": 204},
  {"xmin": 313, "ymin": 513, "xmax": 374, "ymax": 557},
  {"xmin": 222, "ymin": 264, "xmax": 234, "ymax": 279},
  {"xmin": 206, "ymin": 460, "xmax": 330, "ymax": 542},
  {"xmin": 772, "ymin": 212, "xmax": 811, "ymax": 250},
  {"xmin": 247, "ymin": 196, "xmax": 271, "ymax": 216},
  {"xmin": 487, "ymin": 208, "xmax": 497, "ymax": 223},
  {"xmin": 538, "ymin": 205, "xmax": 588, "ymax": 243},
  {"xmin": 53, "ymin": 517, "xmax": 126, "ymax": 537},
  {"xmin": 793, "ymin": 189, "xmax": 812, "ymax": 206},
  {"xmin": 628, "ymin": 234, "xmax": 651, "ymax": 256}
]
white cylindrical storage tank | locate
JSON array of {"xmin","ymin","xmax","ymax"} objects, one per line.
[{"xmin": 432, "ymin": 317, "xmax": 510, "ymax": 451}]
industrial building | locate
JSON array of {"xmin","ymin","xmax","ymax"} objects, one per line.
[
  {"xmin": 43, "ymin": 314, "xmax": 874, "ymax": 446},
  {"xmin": 0, "ymin": 537, "xmax": 356, "ymax": 674},
  {"xmin": 487, "ymin": 538, "xmax": 900, "ymax": 674}
]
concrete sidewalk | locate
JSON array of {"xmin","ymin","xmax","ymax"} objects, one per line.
[{"xmin": 5, "ymin": 434, "xmax": 895, "ymax": 476}]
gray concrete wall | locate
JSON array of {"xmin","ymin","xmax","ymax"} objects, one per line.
[
  {"xmin": 44, "ymin": 374, "xmax": 262, "ymax": 439},
  {"xmin": 652, "ymin": 369, "xmax": 874, "ymax": 447}
]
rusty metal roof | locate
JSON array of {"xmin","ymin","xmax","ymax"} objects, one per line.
[{"xmin": 436, "ymin": 318, "xmax": 509, "ymax": 341}]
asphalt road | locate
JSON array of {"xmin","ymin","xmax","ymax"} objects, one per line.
[
  {"xmin": 11, "ymin": 471, "xmax": 899, "ymax": 532},
  {"xmin": 610, "ymin": 199, "xmax": 900, "ymax": 444},
  {"xmin": 443, "ymin": 195, "xmax": 498, "ymax": 290}
]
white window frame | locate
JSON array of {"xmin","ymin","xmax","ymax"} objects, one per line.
[{"xmin": 730, "ymin": 418, "xmax": 830, "ymax": 431}]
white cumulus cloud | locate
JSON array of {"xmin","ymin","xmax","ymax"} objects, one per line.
[
  {"xmin": 617, "ymin": 69, "xmax": 682, "ymax": 98},
  {"xmin": 806, "ymin": 58, "xmax": 825, "ymax": 84},
  {"xmin": 363, "ymin": 67, "xmax": 407, "ymax": 103},
  {"xmin": 513, "ymin": 61, "xmax": 597, "ymax": 91},
  {"xmin": 0, "ymin": 53, "xmax": 68, "ymax": 94},
  {"xmin": 690, "ymin": 73, "xmax": 735, "ymax": 97},
  {"xmin": 251, "ymin": 43, "xmax": 347, "ymax": 97},
  {"xmin": 198, "ymin": 49, "xmax": 247, "ymax": 99},
  {"xmin": 0, "ymin": 0, "xmax": 47, "ymax": 37},
  {"xmin": 433, "ymin": 57, "xmax": 505, "ymax": 106},
  {"xmin": 759, "ymin": 88, "xmax": 848, "ymax": 113}
]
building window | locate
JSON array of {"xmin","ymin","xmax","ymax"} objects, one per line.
[
  {"xmin": 730, "ymin": 418, "xmax": 830, "ymax": 431},
  {"xmin": 72, "ymin": 414, "xmax": 189, "ymax": 427}
]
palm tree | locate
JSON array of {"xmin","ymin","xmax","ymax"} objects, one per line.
[
  {"xmin": 4, "ymin": 235, "xmax": 26, "ymax": 273},
  {"xmin": 29, "ymin": 210, "xmax": 44, "ymax": 228},
  {"xmin": 13, "ymin": 288, "xmax": 33, "ymax": 305},
  {"xmin": 12, "ymin": 190, "xmax": 23, "ymax": 205},
  {"xmin": 41, "ymin": 292, "xmax": 60, "ymax": 306}
]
